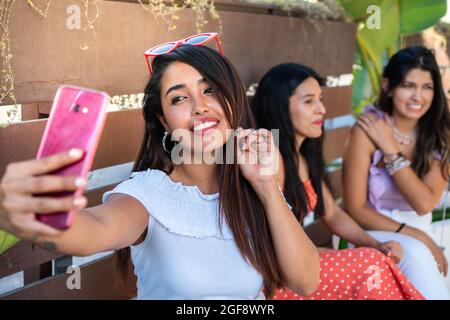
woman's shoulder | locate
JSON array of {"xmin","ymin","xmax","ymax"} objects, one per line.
[
  {"xmin": 102, "ymin": 169, "xmax": 231, "ymax": 240},
  {"xmin": 128, "ymin": 168, "xmax": 170, "ymax": 187},
  {"xmin": 348, "ymin": 121, "xmax": 377, "ymax": 154},
  {"xmin": 102, "ymin": 169, "xmax": 170, "ymax": 198},
  {"xmin": 104, "ymin": 168, "xmax": 220, "ymax": 202}
]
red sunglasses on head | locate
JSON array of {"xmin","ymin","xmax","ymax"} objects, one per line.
[{"xmin": 144, "ymin": 32, "xmax": 223, "ymax": 76}]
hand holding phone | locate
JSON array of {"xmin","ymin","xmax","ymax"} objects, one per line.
[
  {"xmin": 35, "ymin": 85, "xmax": 108, "ymax": 230},
  {"xmin": 0, "ymin": 149, "xmax": 89, "ymax": 238}
]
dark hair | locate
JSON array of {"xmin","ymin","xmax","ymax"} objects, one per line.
[
  {"xmin": 378, "ymin": 46, "xmax": 450, "ymax": 178},
  {"xmin": 117, "ymin": 45, "xmax": 284, "ymax": 297},
  {"xmin": 251, "ymin": 63, "xmax": 329, "ymax": 222}
]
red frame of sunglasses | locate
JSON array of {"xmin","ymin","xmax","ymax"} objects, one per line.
[{"xmin": 144, "ymin": 32, "xmax": 223, "ymax": 76}]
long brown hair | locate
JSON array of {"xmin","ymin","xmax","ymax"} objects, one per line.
[
  {"xmin": 378, "ymin": 46, "xmax": 450, "ymax": 179},
  {"xmin": 117, "ymin": 45, "xmax": 284, "ymax": 297},
  {"xmin": 252, "ymin": 63, "xmax": 331, "ymax": 222}
]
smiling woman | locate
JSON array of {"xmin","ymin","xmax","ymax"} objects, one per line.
[
  {"xmin": 158, "ymin": 61, "xmax": 231, "ymax": 156},
  {"xmin": 0, "ymin": 42, "xmax": 320, "ymax": 300},
  {"xmin": 343, "ymin": 46, "xmax": 450, "ymax": 299}
]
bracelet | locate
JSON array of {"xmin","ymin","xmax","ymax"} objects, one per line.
[
  {"xmin": 384, "ymin": 154, "xmax": 405, "ymax": 168},
  {"xmin": 396, "ymin": 223, "xmax": 406, "ymax": 233},
  {"xmin": 385, "ymin": 156, "xmax": 411, "ymax": 175},
  {"xmin": 383, "ymin": 152, "xmax": 402, "ymax": 165}
]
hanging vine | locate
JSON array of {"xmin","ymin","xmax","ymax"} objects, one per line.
[
  {"xmin": 137, "ymin": 0, "xmax": 221, "ymax": 32},
  {"xmin": 1, "ymin": 0, "xmax": 17, "ymax": 108},
  {"xmin": 25, "ymin": 0, "xmax": 50, "ymax": 17},
  {"xmin": 79, "ymin": 0, "xmax": 100, "ymax": 51}
]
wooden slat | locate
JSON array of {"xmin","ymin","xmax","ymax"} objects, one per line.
[
  {"xmin": 85, "ymin": 184, "xmax": 120, "ymax": 207},
  {"xmin": 24, "ymin": 261, "xmax": 52, "ymax": 285},
  {"xmin": 0, "ymin": 119, "xmax": 45, "ymax": 177},
  {"xmin": 20, "ymin": 104, "xmax": 39, "ymax": 121},
  {"xmin": 0, "ymin": 108, "xmax": 144, "ymax": 178},
  {"xmin": 0, "ymin": 241, "xmax": 64, "ymax": 278},
  {"xmin": 37, "ymin": 102, "xmax": 52, "ymax": 116},
  {"xmin": 91, "ymin": 109, "xmax": 144, "ymax": 170},
  {"xmin": 20, "ymin": 102, "xmax": 53, "ymax": 121},
  {"xmin": 5, "ymin": 0, "xmax": 355, "ymax": 105},
  {"xmin": 1, "ymin": 254, "xmax": 137, "ymax": 300},
  {"xmin": 323, "ymin": 127, "xmax": 351, "ymax": 164},
  {"xmin": 322, "ymin": 86, "xmax": 353, "ymax": 119}
]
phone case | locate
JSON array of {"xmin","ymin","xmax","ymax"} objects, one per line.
[{"xmin": 35, "ymin": 85, "xmax": 109, "ymax": 230}]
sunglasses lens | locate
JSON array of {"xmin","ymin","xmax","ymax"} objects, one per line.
[
  {"xmin": 150, "ymin": 43, "xmax": 176, "ymax": 55},
  {"xmin": 184, "ymin": 35, "xmax": 210, "ymax": 45}
]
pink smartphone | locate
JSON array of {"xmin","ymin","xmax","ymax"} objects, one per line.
[{"xmin": 35, "ymin": 85, "xmax": 109, "ymax": 230}]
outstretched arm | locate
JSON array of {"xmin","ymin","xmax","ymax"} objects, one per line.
[{"xmin": 0, "ymin": 150, "xmax": 149, "ymax": 256}]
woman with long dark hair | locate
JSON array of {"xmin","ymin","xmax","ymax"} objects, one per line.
[
  {"xmin": 343, "ymin": 46, "xmax": 450, "ymax": 299},
  {"xmin": 0, "ymin": 37, "xmax": 320, "ymax": 299},
  {"xmin": 252, "ymin": 63, "xmax": 423, "ymax": 300}
]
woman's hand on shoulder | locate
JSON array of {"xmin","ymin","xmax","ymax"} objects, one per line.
[{"xmin": 356, "ymin": 113, "xmax": 399, "ymax": 154}]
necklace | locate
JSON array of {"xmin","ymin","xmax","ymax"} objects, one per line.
[
  {"xmin": 392, "ymin": 126, "xmax": 416, "ymax": 145},
  {"xmin": 387, "ymin": 115, "xmax": 416, "ymax": 145}
]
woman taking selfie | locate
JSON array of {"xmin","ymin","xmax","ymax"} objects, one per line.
[{"xmin": 0, "ymin": 35, "xmax": 320, "ymax": 299}]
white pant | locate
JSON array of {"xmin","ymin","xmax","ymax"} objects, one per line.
[
  {"xmin": 367, "ymin": 230, "xmax": 450, "ymax": 300},
  {"xmin": 432, "ymin": 220, "xmax": 450, "ymax": 292},
  {"xmin": 378, "ymin": 208, "xmax": 436, "ymax": 241}
]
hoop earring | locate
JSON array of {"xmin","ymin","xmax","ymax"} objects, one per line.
[{"xmin": 162, "ymin": 131, "xmax": 171, "ymax": 153}]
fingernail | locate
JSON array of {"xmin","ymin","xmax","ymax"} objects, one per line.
[
  {"xmin": 73, "ymin": 197, "xmax": 87, "ymax": 207},
  {"xmin": 75, "ymin": 177, "xmax": 87, "ymax": 188},
  {"xmin": 69, "ymin": 148, "xmax": 84, "ymax": 158}
]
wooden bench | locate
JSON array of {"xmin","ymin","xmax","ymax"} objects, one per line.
[{"xmin": 0, "ymin": 0, "xmax": 356, "ymax": 299}]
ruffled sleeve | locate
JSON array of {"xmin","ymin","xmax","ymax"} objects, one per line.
[{"xmin": 102, "ymin": 169, "xmax": 234, "ymax": 240}]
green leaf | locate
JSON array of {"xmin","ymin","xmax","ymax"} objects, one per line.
[
  {"xmin": 0, "ymin": 230, "xmax": 20, "ymax": 254},
  {"xmin": 337, "ymin": 0, "xmax": 383, "ymax": 21},
  {"xmin": 358, "ymin": 0, "xmax": 399, "ymax": 67},
  {"xmin": 352, "ymin": 48, "xmax": 380, "ymax": 114},
  {"xmin": 400, "ymin": 0, "xmax": 447, "ymax": 35}
]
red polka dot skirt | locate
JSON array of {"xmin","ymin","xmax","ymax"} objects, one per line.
[{"xmin": 272, "ymin": 247, "xmax": 425, "ymax": 300}]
